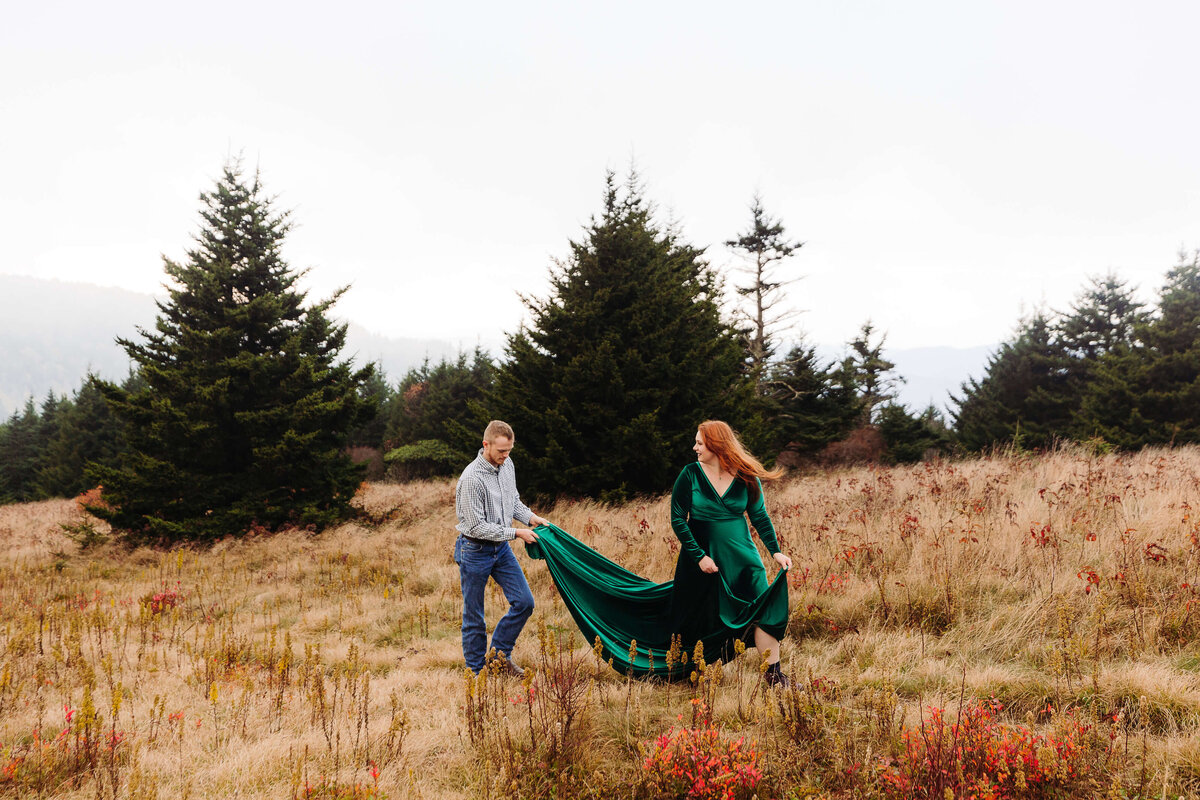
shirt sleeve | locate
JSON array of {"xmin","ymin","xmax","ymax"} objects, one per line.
[
  {"xmin": 670, "ymin": 466, "xmax": 706, "ymax": 564},
  {"xmin": 746, "ymin": 478, "xmax": 781, "ymax": 554},
  {"xmin": 512, "ymin": 487, "xmax": 533, "ymax": 526},
  {"xmin": 455, "ymin": 474, "xmax": 515, "ymax": 541}
]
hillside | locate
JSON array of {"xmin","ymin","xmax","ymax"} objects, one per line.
[
  {"xmin": 0, "ymin": 276, "xmax": 155, "ymax": 414},
  {"xmin": 2, "ymin": 448, "xmax": 1199, "ymax": 797}
]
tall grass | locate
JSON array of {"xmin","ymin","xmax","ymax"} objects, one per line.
[{"xmin": 3, "ymin": 446, "xmax": 1200, "ymax": 797}]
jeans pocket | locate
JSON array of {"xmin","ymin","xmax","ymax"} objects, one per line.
[{"xmin": 457, "ymin": 538, "xmax": 489, "ymax": 569}]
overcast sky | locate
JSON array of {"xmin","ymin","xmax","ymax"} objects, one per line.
[{"xmin": 3, "ymin": 1, "xmax": 1199, "ymax": 353}]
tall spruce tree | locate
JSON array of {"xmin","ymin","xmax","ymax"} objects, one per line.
[
  {"xmin": 488, "ymin": 171, "xmax": 749, "ymax": 500},
  {"xmin": 1080, "ymin": 251, "xmax": 1200, "ymax": 447},
  {"xmin": 1057, "ymin": 272, "xmax": 1147, "ymax": 362},
  {"xmin": 1055, "ymin": 272, "xmax": 1146, "ymax": 441},
  {"xmin": 91, "ymin": 161, "xmax": 375, "ymax": 543},
  {"xmin": 952, "ymin": 312, "xmax": 1073, "ymax": 451}
]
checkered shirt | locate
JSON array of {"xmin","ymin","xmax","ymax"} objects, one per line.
[{"xmin": 454, "ymin": 449, "xmax": 533, "ymax": 542}]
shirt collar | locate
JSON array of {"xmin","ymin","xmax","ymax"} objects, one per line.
[{"xmin": 474, "ymin": 449, "xmax": 500, "ymax": 475}]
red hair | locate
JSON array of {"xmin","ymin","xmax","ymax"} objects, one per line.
[{"xmin": 697, "ymin": 420, "xmax": 784, "ymax": 496}]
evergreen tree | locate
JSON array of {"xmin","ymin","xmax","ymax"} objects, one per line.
[
  {"xmin": 877, "ymin": 402, "xmax": 952, "ymax": 464},
  {"xmin": 952, "ymin": 312, "xmax": 1073, "ymax": 451},
  {"xmin": 845, "ymin": 321, "xmax": 903, "ymax": 423},
  {"xmin": 763, "ymin": 342, "xmax": 860, "ymax": 460},
  {"xmin": 1052, "ymin": 272, "xmax": 1146, "ymax": 441},
  {"xmin": 384, "ymin": 349, "xmax": 495, "ymax": 478},
  {"xmin": 725, "ymin": 195, "xmax": 803, "ymax": 378},
  {"xmin": 1121, "ymin": 250, "xmax": 1200, "ymax": 444},
  {"xmin": 346, "ymin": 364, "xmax": 394, "ymax": 449},
  {"xmin": 38, "ymin": 391, "xmax": 67, "ymax": 464},
  {"xmin": 0, "ymin": 399, "xmax": 42, "ymax": 503},
  {"xmin": 489, "ymin": 171, "xmax": 749, "ymax": 500},
  {"xmin": 1080, "ymin": 251, "xmax": 1200, "ymax": 447},
  {"xmin": 91, "ymin": 161, "xmax": 375, "ymax": 543},
  {"xmin": 37, "ymin": 374, "xmax": 131, "ymax": 498},
  {"xmin": 1057, "ymin": 272, "xmax": 1147, "ymax": 362},
  {"xmin": 0, "ymin": 415, "xmax": 11, "ymax": 503}
]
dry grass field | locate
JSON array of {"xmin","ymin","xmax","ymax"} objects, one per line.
[{"xmin": 5, "ymin": 446, "xmax": 1200, "ymax": 798}]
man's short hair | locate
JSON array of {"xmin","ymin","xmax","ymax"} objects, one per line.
[{"xmin": 483, "ymin": 420, "xmax": 515, "ymax": 443}]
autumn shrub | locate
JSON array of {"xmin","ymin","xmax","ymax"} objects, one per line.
[
  {"xmin": 764, "ymin": 676, "xmax": 902, "ymax": 794},
  {"xmin": 820, "ymin": 426, "xmax": 885, "ymax": 466},
  {"xmin": 638, "ymin": 720, "xmax": 762, "ymax": 800},
  {"xmin": 878, "ymin": 698, "xmax": 1115, "ymax": 799},
  {"xmin": 528, "ymin": 622, "xmax": 595, "ymax": 765},
  {"xmin": 74, "ymin": 485, "xmax": 110, "ymax": 514},
  {"xmin": 139, "ymin": 582, "xmax": 184, "ymax": 615}
]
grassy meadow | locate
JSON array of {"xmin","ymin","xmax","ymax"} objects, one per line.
[{"xmin": 6, "ymin": 447, "xmax": 1200, "ymax": 797}]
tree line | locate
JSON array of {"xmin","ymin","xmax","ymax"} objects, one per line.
[
  {"xmin": 0, "ymin": 161, "xmax": 1194, "ymax": 540},
  {"xmin": 953, "ymin": 258, "xmax": 1200, "ymax": 451}
]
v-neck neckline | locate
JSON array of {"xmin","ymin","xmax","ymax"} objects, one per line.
[{"xmin": 698, "ymin": 462, "xmax": 735, "ymax": 499}]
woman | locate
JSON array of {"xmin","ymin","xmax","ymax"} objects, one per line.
[
  {"xmin": 522, "ymin": 421, "xmax": 793, "ymax": 685},
  {"xmin": 668, "ymin": 420, "xmax": 792, "ymax": 686}
]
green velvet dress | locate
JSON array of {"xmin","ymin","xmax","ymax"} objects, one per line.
[{"xmin": 524, "ymin": 462, "xmax": 789, "ymax": 679}]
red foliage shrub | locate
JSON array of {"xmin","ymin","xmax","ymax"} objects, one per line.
[
  {"xmin": 140, "ymin": 582, "xmax": 185, "ymax": 615},
  {"xmin": 74, "ymin": 485, "xmax": 111, "ymax": 514},
  {"xmin": 640, "ymin": 721, "xmax": 762, "ymax": 800},
  {"xmin": 878, "ymin": 698, "xmax": 1112, "ymax": 799}
]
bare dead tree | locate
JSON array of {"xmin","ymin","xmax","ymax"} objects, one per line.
[{"xmin": 725, "ymin": 194, "xmax": 803, "ymax": 379}]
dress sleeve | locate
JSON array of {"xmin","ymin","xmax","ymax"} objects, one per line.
[
  {"xmin": 746, "ymin": 478, "xmax": 781, "ymax": 554},
  {"xmin": 670, "ymin": 466, "xmax": 707, "ymax": 564}
]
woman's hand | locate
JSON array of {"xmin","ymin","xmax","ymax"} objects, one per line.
[
  {"xmin": 698, "ymin": 555, "xmax": 719, "ymax": 574},
  {"xmin": 773, "ymin": 552, "xmax": 792, "ymax": 570}
]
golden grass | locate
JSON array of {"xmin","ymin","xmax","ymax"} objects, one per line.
[{"xmin": 5, "ymin": 446, "xmax": 1200, "ymax": 796}]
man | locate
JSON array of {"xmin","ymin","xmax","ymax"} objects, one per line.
[{"xmin": 454, "ymin": 420, "xmax": 550, "ymax": 676}]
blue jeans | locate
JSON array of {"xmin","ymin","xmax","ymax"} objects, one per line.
[{"xmin": 454, "ymin": 535, "xmax": 535, "ymax": 673}]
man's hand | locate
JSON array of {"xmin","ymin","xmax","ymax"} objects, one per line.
[
  {"xmin": 698, "ymin": 555, "xmax": 719, "ymax": 574},
  {"xmin": 514, "ymin": 528, "xmax": 539, "ymax": 544},
  {"xmin": 772, "ymin": 552, "xmax": 792, "ymax": 570},
  {"xmin": 529, "ymin": 514, "xmax": 551, "ymax": 527}
]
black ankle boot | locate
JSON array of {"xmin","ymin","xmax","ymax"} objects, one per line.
[{"xmin": 764, "ymin": 662, "xmax": 790, "ymax": 688}]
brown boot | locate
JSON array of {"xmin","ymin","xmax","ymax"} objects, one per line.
[{"xmin": 499, "ymin": 658, "xmax": 526, "ymax": 678}]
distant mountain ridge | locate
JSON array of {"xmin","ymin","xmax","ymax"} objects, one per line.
[
  {"xmin": 0, "ymin": 275, "xmax": 466, "ymax": 417},
  {"xmin": 0, "ymin": 275, "xmax": 993, "ymax": 419}
]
